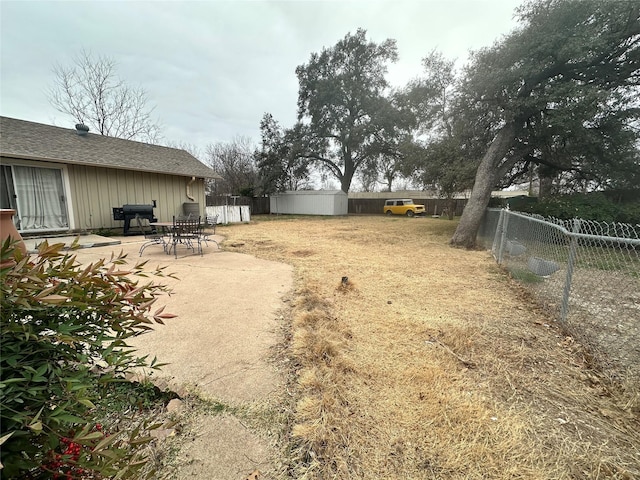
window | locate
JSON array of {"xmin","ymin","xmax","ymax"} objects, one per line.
[{"xmin": 7, "ymin": 165, "xmax": 69, "ymax": 231}]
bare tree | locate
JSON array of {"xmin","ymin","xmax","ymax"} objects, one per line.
[
  {"xmin": 48, "ymin": 50, "xmax": 162, "ymax": 143},
  {"xmin": 205, "ymin": 136, "xmax": 259, "ymax": 196},
  {"xmin": 164, "ymin": 141, "xmax": 203, "ymax": 161}
]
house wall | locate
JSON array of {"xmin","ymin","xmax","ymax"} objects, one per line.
[
  {"xmin": 67, "ymin": 164, "xmax": 207, "ymax": 230},
  {"xmin": 270, "ymin": 191, "xmax": 348, "ymax": 215},
  {"xmin": 1, "ymin": 156, "xmax": 207, "ymax": 232}
]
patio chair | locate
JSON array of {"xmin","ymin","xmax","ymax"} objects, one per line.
[
  {"xmin": 201, "ymin": 214, "xmax": 219, "ymax": 248},
  {"xmin": 170, "ymin": 215, "xmax": 203, "ymax": 258},
  {"xmin": 137, "ymin": 214, "xmax": 167, "ymax": 256}
]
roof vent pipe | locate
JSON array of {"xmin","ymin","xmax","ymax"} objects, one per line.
[{"xmin": 75, "ymin": 124, "xmax": 89, "ymax": 136}]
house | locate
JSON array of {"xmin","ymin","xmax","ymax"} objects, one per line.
[{"xmin": 0, "ymin": 116, "xmax": 220, "ymax": 234}]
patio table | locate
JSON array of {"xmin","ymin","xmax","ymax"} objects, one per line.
[
  {"xmin": 151, "ymin": 219, "xmax": 203, "ymax": 258},
  {"xmin": 149, "ymin": 221, "xmax": 174, "ymax": 229}
]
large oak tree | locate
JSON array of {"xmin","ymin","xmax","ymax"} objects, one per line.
[
  {"xmin": 294, "ymin": 29, "xmax": 404, "ymax": 192},
  {"xmin": 255, "ymin": 113, "xmax": 312, "ymax": 193},
  {"xmin": 450, "ymin": 0, "xmax": 640, "ymax": 248},
  {"xmin": 400, "ymin": 51, "xmax": 481, "ymax": 212}
]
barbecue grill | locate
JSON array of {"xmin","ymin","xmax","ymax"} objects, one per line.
[{"xmin": 113, "ymin": 204, "xmax": 158, "ymax": 235}]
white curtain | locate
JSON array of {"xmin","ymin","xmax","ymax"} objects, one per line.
[{"xmin": 13, "ymin": 166, "xmax": 68, "ymax": 230}]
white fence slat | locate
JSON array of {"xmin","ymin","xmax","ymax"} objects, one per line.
[{"xmin": 205, "ymin": 205, "xmax": 250, "ymax": 224}]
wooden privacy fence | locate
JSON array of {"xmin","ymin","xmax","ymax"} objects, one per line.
[
  {"xmin": 206, "ymin": 195, "xmax": 467, "ymax": 217},
  {"xmin": 349, "ymin": 198, "xmax": 468, "ymax": 216}
]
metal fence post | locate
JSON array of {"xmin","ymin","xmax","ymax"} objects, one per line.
[
  {"xmin": 496, "ymin": 210, "xmax": 510, "ymax": 265},
  {"xmin": 491, "ymin": 209, "xmax": 504, "ymax": 260},
  {"xmin": 560, "ymin": 218, "xmax": 581, "ymax": 322}
]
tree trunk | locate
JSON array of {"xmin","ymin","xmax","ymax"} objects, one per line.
[
  {"xmin": 340, "ymin": 174, "xmax": 351, "ymax": 193},
  {"xmin": 450, "ymin": 123, "xmax": 517, "ymax": 248},
  {"xmin": 538, "ymin": 174, "xmax": 554, "ymax": 199},
  {"xmin": 447, "ymin": 197, "xmax": 455, "ymax": 220},
  {"xmin": 341, "ymin": 164, "xmax": 355, "ymax": 192},
  {"xmin": 340, "ymin": 149, "xmax": 355, "ymax": 192}
]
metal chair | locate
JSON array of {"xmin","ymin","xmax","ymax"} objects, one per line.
[
  {"xmin": 171, "ymin": 215, "xmax": 203, "ymax": 258},
  {"xmin": 137, "ymin": 214, "xmax": 167, "ymax": 256},
  {"xmin": 201, "ymin": 214, "xmax": 219, "ymax": 248}
]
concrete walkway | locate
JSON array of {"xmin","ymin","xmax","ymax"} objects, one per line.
[
  {"xmin": 22, "ymin": 233, "xmax": 121, "ymax": 253},
  {"xmin": 68, "ymin": 234, "xmax": 294, "ymax": 478}
]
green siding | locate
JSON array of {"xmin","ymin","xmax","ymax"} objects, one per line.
[{"xmin": 66, "ymin": 164, "xmax": 206, "ymax": 230}]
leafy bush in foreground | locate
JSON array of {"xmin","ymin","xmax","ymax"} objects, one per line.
[{"xmin": 0, "ymin": 239, "xmax": 176, "ymax": 478}]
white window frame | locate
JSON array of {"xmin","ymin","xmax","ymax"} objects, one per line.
[{"xmin": 5, "ymin": 159, "xmax": 75, "ymax": 233}]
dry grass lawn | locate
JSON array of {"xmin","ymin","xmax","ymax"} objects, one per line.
[{"xmin": 218, "ymin": 215, "xmax": 639, "ymax": 479}]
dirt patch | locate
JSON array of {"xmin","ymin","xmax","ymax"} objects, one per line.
[
  {"xmin": 219, "ymin": 215, "xmax": 640, "ymax": 479},
  {"xmin": 291, "ymin": 249, "xmax": 315, "ymax": 257}
]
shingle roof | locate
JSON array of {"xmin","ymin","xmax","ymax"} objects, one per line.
[{"xmin": 0, "ymin": 116, "xmax": 220, "ymax": 179}]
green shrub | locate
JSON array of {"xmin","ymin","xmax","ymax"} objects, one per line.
[
  {"xmin": 0, "ymin": 239, "xmax": 176, "ymax": 479},
  {"xmin": 615, "ymin": 202, "xmax": 640, "ymax": 224},
  {"xmin": 517, "ymin": 192, "xmax": 640, "ymax": 224}
]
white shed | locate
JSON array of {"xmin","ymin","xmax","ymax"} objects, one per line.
[{"xmin": 270, "ymin": 190, "xmax": 348, "ymax": 216}]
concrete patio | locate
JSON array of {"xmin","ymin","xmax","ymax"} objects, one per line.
[
  {"xmin": 22, "ymin": 233, "xmax": 121, "ymax": 253},
  {"xmin": 36, "ymin": 232, "xmax": 294, "ymax": 478}
]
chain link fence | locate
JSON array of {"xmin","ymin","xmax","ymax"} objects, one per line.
[{"xmin": 478, "ymin": 208, "xmax": 640, "ymax": 380}]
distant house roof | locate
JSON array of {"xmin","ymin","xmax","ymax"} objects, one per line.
[{"xmin": 0, "ymin": 116, "xmax": 220, "ymax": 179}]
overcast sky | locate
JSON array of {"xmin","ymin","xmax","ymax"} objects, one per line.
[{"xmin": 1, "ymin": 0, "xmax": 521, "ymax": 157}]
